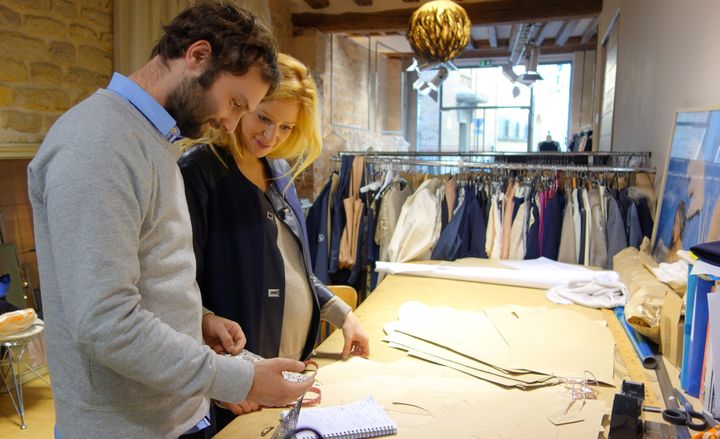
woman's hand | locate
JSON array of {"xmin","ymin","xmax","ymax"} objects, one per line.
[
  {"xmin": 340, "ymin": 312, "xmax": 370, "ymax": 359},
  {"xmin": 216, "ymin": 399, "xmax": 261, "ymax": 415},
  {"xmin": 201, "ymin": 314, "xmax": 246, "ymax": 355}
]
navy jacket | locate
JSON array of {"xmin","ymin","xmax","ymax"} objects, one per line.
[{"xmin": 179, "ymin": 145, "xmax": 333, "ymax": 360}]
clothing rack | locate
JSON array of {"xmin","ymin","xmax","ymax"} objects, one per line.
[{"xmin": 332, "ymin": 151, "xmax": 654, "ymax": 174}]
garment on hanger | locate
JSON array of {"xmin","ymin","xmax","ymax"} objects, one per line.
[
  {"xmin": 445, "ymin": 177, "xmax": 457, "ymax": 224},
  {"xmin": 375, "ymin": 177, "xmax": 412, "ymax": 263},
  {"xmin": 605, "ymin": 191, "xmax": 628, "ymax": 269},
  {"xmin": 508, "ymin": 185, "xmax": 528, "ymax": 260},
  {"xmin": 540, "ymin": 189, "xmax": 566, "ymax": 261},
  {"xmin": 587, "ymin": 188, "xmax": 607, "ymax": 269},
  {"xmin": 558, "ymin": 190, "xmax": 577, "ymax": 264},
  {"xmin": 457, "ymin": 185, "xmax": 488, "ymax": 259},
  {"xmin": 581, "ymin": 187, "xmax": 592, "ymax": 266},
  {"xmin": 339, "ymin": 156, "xmax": 365, "ymax": 269},
  {"xmin": 485, "ymin": 192, "xmax": 498, "ymax": 258},
  {"xmin": 306, "ymin": 174, "xmax": 334, "ymax": 283},
  {"xmin": 432, "ymin": 183, "xmax": 466, "ymax": 261},
  {"xmin": 572, "ymin": 187, "xmax": 582, "ymax": 263},
  {"xmin": 500, "ymin": 181, "xmax": 517, "ymax": 259},
  {"xmin": 386, "ymin": 178, "xmax": 443, "ymax": 263},
  {"xmin": 328, "ymin": 156, "xmax": 353, "ymax": 274},
  {"xmin": 525, "ymin": 189, "xmax": 541, "ymax": 260}
]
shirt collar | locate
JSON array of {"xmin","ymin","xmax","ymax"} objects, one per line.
[{"xmin": 106, "ymin": 72, "xmax": 182, "ymax": 142}]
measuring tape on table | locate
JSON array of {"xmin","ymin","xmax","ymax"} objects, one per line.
[{"xmin": 602, "ymin": 309, "xmax": 660, "ymax": 407}]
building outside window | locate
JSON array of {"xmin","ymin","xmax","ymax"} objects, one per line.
[{"xmin": 414, "ymin": 62, "xmax": 571, "ymax": 152}]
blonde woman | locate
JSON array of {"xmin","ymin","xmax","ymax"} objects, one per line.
[{"xmin": 179, "ymin": 54, "xmax": 369, "ymax": 429}]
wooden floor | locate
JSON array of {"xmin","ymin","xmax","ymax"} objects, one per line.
[{"xmin": 0, "ymin": 376, "xmax": 55, "ymax": 438}]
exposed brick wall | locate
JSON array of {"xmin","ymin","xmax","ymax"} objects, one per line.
[
  {"xmin": 0, "ymin": 159, "xmax": 39, "ymax": 294},
  {"xmin": 0, "ymin": 0, "xmax": 113, "ymax": 147},
  {"xmin": 291, "ymin": 32, "xmax": 410, "ymax": 198}
]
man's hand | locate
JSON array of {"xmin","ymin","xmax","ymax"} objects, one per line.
[
  {"xmin": 340, "ymin": 312, "xmax": 370, "ymax": 359},
  {"xmin": 246, "ymin": 358, "xmax": 314, "ymax": 407},
  {"xmin": 216, "ymin": 399, "xmax": 260, "ymax": 415},
  {"xmin": 201, "ymin": 314, "xmax": 246, "ymax": 355}
]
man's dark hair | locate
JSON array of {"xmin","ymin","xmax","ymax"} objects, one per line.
[{"xmin": 152, "ymin": 2, "xmax": 280, "ymax": 92}]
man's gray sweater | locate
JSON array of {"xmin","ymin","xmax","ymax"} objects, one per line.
[{"xmin": 28, "ymin": 90, "xmax": 253, "ymax": 438}]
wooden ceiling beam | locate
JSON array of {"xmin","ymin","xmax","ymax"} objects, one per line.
[
  {"xmin": 302, "ymin": 0, "xmax": 329, "ymax": 9},
  {"xmin": 292, "ymin": 0, "xmax": 602, "ymax": 32},
  {"xmin": 455, "ymin": 35, "xmax": 596, "ymax": 59},
  {"xmin": 555, "ymin": 19, "xmax": 579, "ymax": 46},
  {"xmin": 581, "ymin": 17, "xmax": 598, "ymax": 44},
  {"xmin": 534, "ymin": 22, "xmax": 549, "ymax": 46},
  {"xmin": 470, "ymin": 35, "xmax": 591, "ymax": 51},
  {"xmin": 488, "ymin": 26, "xmax": 498, "ymax": 48},
  {"xmin": 530, "ymin": 22, "xmax": 546, "ymax": 44}
]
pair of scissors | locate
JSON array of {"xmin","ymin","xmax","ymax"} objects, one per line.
[{"xmin": 662, "ymin": 388, "xmax": 710, "ymax": 431}]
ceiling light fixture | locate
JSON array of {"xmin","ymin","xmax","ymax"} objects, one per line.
[
  {"xmin": 406, "ymin": 0, "xmax": 471, "ymax": 64},
  {"xmin": 518, "ymin": 43, "xmax": 543, "ymax": 85}
]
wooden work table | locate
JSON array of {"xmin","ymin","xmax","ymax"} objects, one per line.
[{"xmin": 217, "ymin": 268, "xmax": 686, "ymax": 439}]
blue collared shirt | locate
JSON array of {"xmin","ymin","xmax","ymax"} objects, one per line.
[
  {"xmin": 106, "ymin": 72, "xmax": 183, "ymax": 142},
  {"xmin": 54, "ymin": 73, "xmax": 208, "ymax": 439}
]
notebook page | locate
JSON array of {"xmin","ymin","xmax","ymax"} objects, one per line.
[{"xmin": 294, "ymin": 396, "xmax": 397, "ymax": 439}]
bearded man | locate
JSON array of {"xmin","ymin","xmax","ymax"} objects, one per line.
[{"xmin": 27, "ymin": 3, "xmax": 314, "ymax": 438}]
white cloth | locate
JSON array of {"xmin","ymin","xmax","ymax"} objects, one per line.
[
  {"xmin": 646, "ymin": 260, "xmax": 688, "ymax": 293},
  {"xmin": 386, "ymin": 178, "xmax": 443, "ymax": 262},
  {"xmin": 546, "ymin": 280, "xmax": 628, "ymax": 309}
]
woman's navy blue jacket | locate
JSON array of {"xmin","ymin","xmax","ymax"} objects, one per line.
[{"xmin": 178, "ymin": 145, "xmax": 334, "ymax": 360}]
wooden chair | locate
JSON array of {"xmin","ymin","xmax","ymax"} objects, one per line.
[{"xmin": 317, "ymin": 285, "xmax": 358, "ymax": 344}]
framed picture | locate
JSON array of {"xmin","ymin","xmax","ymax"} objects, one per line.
[{"xmin": 652, "ymin": 107, "xmax": 720, "ymax": 263}]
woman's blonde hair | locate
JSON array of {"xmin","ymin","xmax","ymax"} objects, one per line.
[{"xmin": 179, "ymin": 53, "xmax": 321, "ymax": 183}]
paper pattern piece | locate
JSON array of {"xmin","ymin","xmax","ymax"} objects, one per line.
[
  {"xmin": 385, "ymin": 301, "xmax": 615, "ymax": 385},
  {"xmin": 312, "ymin": 358, "xmax": 608, "ymax": 439}
]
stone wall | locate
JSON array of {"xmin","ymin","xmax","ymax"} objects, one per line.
[
  {"xmin": 0, "ymin": 0, "xmax": 113, "ymax": 151},
  {"xmin": 0, "ymin": 0, "xmax": 113, "ymax": 303}
]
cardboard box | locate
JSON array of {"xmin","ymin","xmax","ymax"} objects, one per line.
[{"xmin": 661, "ymin": 289, "xmax": 685, "ymax": 368}]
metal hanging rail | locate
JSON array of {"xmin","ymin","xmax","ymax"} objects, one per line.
[{"xmin": 332, "ymin": 150, "xmax": 655, "ymax": 174}]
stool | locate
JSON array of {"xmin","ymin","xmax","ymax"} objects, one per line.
[{"xmin": 0, "ymin": 319, "xmax": 46, "ymax": 429}]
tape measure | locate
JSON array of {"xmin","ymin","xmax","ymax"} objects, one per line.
[{"xmin": 602, "ymin": 309, "xmax": 660, "ymax": 407}]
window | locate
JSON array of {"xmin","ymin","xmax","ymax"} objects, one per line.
[{"xmin": 413, "ymin": 62, "xmax": 572, "ymax": 152}]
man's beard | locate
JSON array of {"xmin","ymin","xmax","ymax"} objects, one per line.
[{"xmin": 165, "ymin": 76, "xmax": 215, "ymax": 139}]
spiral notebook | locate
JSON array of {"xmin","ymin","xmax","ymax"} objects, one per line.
[{"xmin": 287, "ymin": 396, "xmax": 397, "ymax": 439}]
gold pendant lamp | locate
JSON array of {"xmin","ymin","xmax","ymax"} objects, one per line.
[{"xmin": 406, "ymin": 0, "xmax": 471, "ymax": 63}]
